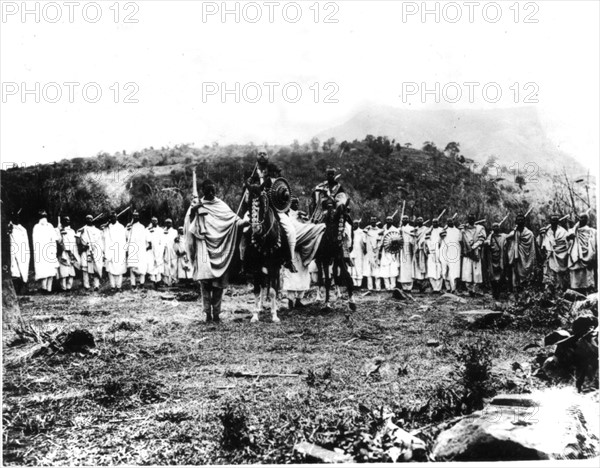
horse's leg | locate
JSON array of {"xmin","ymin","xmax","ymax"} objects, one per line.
[
  {"xmin": 268, "ymin": 265, "xmax": 281, "ymax": 323},
  {"xmin": 324, "ymin": 261, "xmax": 332, "ymax": 308},
  {"xmin": 315, "ymin": 260, "xmax": 324, "ymax": 301},
  {"xmin": 271, "ymin": 269, "xmax": 280, "ymax": 323},
  {"xmin": 339, "ymin": 258, "xmax": 356, "ymax": 311},
  {"xmin": 251, "ymin": 274, "xmax": 262, "ymax": 323}
]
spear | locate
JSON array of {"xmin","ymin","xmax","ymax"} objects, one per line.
[
  {"xmin": 498, "ymin": 214, "xmax": 509, "ymax": 226},
  {"xmin": 399, "ymin": 200, "xmax": 406, "ymax": 222},
  {"xmin": 117, "ymin": 205, "xmax": 131, "ymax": 218},
  {"xmin": 434, "ymin": 208, "xmax": 447, "ymax": 222},
  {"xmin": 192, "ymin": 169, "xmax": 199, "ymax": 200},
  {"xmin": 475, "ymin": 218, "xmax": 486, "ymax": 225},
  {"xmin": 237, "ymin": 163, "xmax": 258, "ymax": 218},
  {"xmin": 92, "ymin": 213, "xmax": 104, "ymax": 222},
  {"xmin": 524, "ymin": 206, "xmax": 534, "ymax": 217}
]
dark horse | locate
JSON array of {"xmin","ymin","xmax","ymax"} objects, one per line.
[
  {"xmin": 243, "ymin": 188, "xmax": 287, "ymax": 323},
  {"xmin": 314, "ymin": 199, "xmax": 356, "ymax": 311}
]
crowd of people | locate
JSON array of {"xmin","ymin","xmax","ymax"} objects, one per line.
[
  {"xmin": 6, "ymin": 153, "xmax": 598, "ymax": 322},
  {"xmin": 8, "ymin": 210, "xmax": 194, "ymax": 295},
  {"xmin": 345, "ymin": 210, "xmax": 597, "ymax": 298}
]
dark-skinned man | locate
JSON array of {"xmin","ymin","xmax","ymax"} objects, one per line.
[
  {"xmin": 126, "ymin": 210, "xmax": 150, "ymax": 288},
  {"xmin": 362, "ymin": 216, "xmax": 382, "ymax": 291},
  {"xmin": 539, "ymin": 214, "xmax": 569, "ymax": 291},
  {"xmin": 460, "ymin": 214, "xmax": 486, "ymax": 295},
  {"xmin": 57, "ymin": 216, "xmax": 79, "ymax": 291},
  {"xmin": 440, "ymin": 217, "xmax": 462, "ymax": 293},
  {"xmin": 567, "ymin": 212, "xmax": 597, "ymax": 294},
  {"xmin": 484, "ymin": 222, "xmax": 508, "ymax": 299},
  {"xmin": 311, "ymin": 166, "xmax": 348, "ymax": 224},
  {"xmin": 79, "ymin": 214, "xmax": 104, "ymax": 291},
  {"xmin": 103, "ymin": 212, "xmax": 127, "ymax": 292},
  {"xmin": 506, "ymin": 214, "xmax": 537, "ymax": 291},
  {"xmin": 242, "ymin": 150, "xmax": 297, "ymax": 273},
  {"xmin": 8, "ymin": 211, "xmax": 30, "ymax": 294},
  {"xmin": 426, "ymin": 218, "xmax": 444, "ymax": 293},
  {"xmin": 185, "ymin": 179, "xmax": 249, "ymax": 322},
  {"xmin": 399, "ymin": 215, "xmax": 415, "ymax": 291},
  {"xmin": 32, "ymin": 210, "xmax": 59, "ymax": 293}
]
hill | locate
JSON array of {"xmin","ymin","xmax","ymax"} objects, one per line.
[
  {"xmin": 2, "ymin": 136, "xmax": 593, "ymax": 234},
  {"xmin": 317, "ymin": 105, "xmax": 586, "ymax": 176}
]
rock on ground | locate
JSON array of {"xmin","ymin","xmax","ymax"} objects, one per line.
[{"xmin": 432, "ymin": 387, "xmax": 600, "ymax": 461}]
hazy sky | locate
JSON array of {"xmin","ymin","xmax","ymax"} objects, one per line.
[{"xmin": 1, "ymin": 0, "xmax": 598, "ymax": 173}]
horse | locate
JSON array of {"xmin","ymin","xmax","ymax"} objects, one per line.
[
  {"xmin": 243, "ymin": 187, "xmax": 287, "ymax": 323},
  {"xmin": 314, "ymin": 201, "xmax": 356, "ymax": 311}
]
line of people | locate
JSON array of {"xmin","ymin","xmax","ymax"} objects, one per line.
[
  {"xmin": 8, "ymin": 210, "xmax": 194, "ymax": 294},
  {"xmin": 346, "ymin": 212, "xmax": 597, "ymax": 297}
]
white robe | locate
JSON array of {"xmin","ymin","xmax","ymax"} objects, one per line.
[
  {"xmin": 32, "ymin": 218, "xmax": 59, "ymax": 280},
  {"xmin": 58, "ymin": 226, "xmax": 80, "ymax": 278},
  {"xmin": 126, "ymin": 222, "xmax": 150, "ymax": 275},
  {"xmin": 103, "ymin": 222, "xmax": 128, "ymax": 276},
  {"xmin": 163, "ymin": 227, "xmax": 178, "ymax": 281},
  {"xmin": 10, "ymin": 224, "xmax": 30, "ymax": 282},
  {"xmin": 350, "ymin": 228, "xmax": 364, "ymax": 280},
  {"xmin": 362, "ymin": 226, "xmax": 381, "ymax": 277},
  {"xmin": 399, "ymin": 225, "xmax": 415, "ymax": 284},
  {"xmin": 426, "ymin": 227, "xmax": 443, "ymax": 280},
  {"xmin": 440, "ymin": 227, "xmax": 461, "ymax": 282},
  {"xmin": 79, "ymin": 225, "xmax": 104, "ymax": 275},
  {"xmin": 146, "ymin": 225, "xmax": 166, "ymax": 276}
]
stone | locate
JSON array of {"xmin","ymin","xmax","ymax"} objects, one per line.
[
  {"xmin": 294, "ymin": 442, "xmax": 354, "ymax": 463},
  {"xmin": 432, "ymin": 387, "xmax": 600, "ymax": 461},
  {"xmin": 456, "ymin": 310, "xmax": 503, "ymax": 326},
  {"xmin": 439, "ymin": 293, "xmax": 467, "ymax": 304},
  {"xmin": 427, "ymin": 339, "xmax": 440, "ymax": 347}
]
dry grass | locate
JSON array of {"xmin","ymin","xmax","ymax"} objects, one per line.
[{"xmin": 2, "ymin": 284, "xmax": 548, "ymax": 465}]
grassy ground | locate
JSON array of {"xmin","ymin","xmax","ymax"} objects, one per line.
[{"xmin": 2, "ymin": 283, "xmax": 549, "ymax": 465}]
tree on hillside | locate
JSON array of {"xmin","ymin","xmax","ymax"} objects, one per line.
[
  {"xmin": 322, "ymin": 137, "xmax": 337, "ymax": 152},
  {"xmin": 444, "ymin": 141, "xmax": 460, "ymax": 158},
  {"xmin": 422, "ymin": 141, "xmax": 438, "ymax": 154},
  {"xmin": 515, "ymin": 174, "xmax": 526, "ymax": 190},
  {"xmin": 404, "ymin": 142, "xmax": 412, "ymax": 148}
]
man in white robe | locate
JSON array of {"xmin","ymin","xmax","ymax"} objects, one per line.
[
  {"xmin": 399, "ymin": 215, "xmax": 415, "ymax": 291},
  {"xmin": 78, "ymin": 214, "xmax": 104, "ymax": 291},
  {"xmin": 32, "ymin": 210, "xmax": 59, "ymax": 293},
  {"xmin": 103, "ymin": 212, "xmax": 127, "ymax": 291},
  {"xmin": 9, "ymin": 213, "xmax": 30, "ymax": 294},
  {"xmin": 349, "ymin": 220, "xmax": 364, "ymax": 287},
  {"xmin": 412, "ymin": 217, "xmax": 428, "ymax": 291},
  {"xmin": 146, "ymin": 217, "xmax": 165, "ymax": 287},
  {"xmin": 567, "ymin": 213, "xmax": 597, "ymax": 293},
  {"xmin": 461, "ymin": 214, "xmax": 486, "ymax": 294},
  {"xmin": 57, "ymin": 216, "xmax": 79, "ymax": 291},
  {"xmin": 377, "ymin": 216, "xmax": 399, "ymax": 290},
  {"xmin": 362, "ymin": 217, "xmax": 382, "ymax": 291},
  {"xmin": 126, "ymin": 211, "xmax": 150, "ymax": 287},
  {"xmin": 440, "ymin": 217, "xmax": 462, "ymax": 293},
  {"xmin": 162, "ymin": 218, "xmax": 178, "ymax": 286},
  {"xmin": 426, "ymin": 219, "xmax": 444, "ymax": 292}
]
